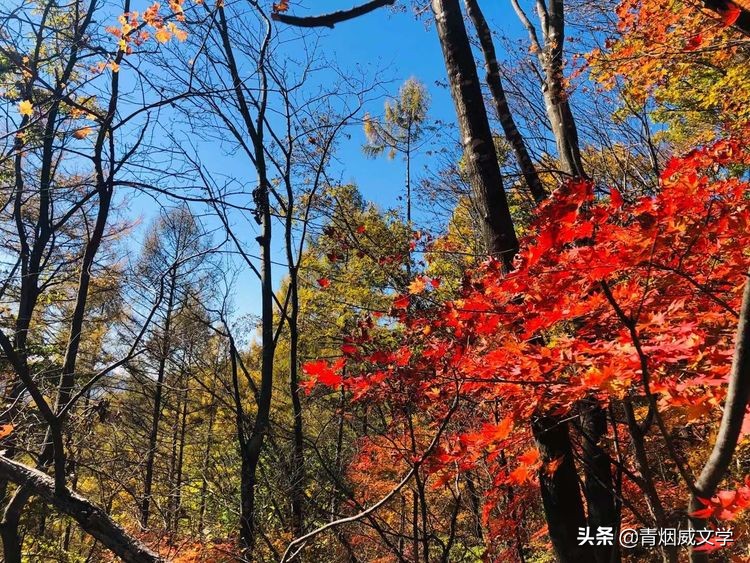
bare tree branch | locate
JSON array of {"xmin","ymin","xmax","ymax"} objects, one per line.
[{"xmin": 272, "ymin": 0, "xmax": 395, "ymax": 28}]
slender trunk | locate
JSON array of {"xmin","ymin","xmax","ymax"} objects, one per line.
[
  {"xmin": 405, "ymin": 134, "xmax": 412, "ymax": 280},
  {"xmin": 411, "ymin": 490, "xmax": 419, "ymax": 561},
  {"xmin": 430, "ymin": 0, "xmax": 519, "ymax": 266},
  {"xmin": 166, "ymin": 389, "xmax": 180, "ymax": 535},
  {"xmin": 464, "ymin": 472, "xmax": 484, "ymax": 543},
  {"xmin": 329, "ymin": 381, "xmax": 346, "ymax": 521},
  {"xmin": 463, "ymin": 0, "xmax": 546, "ymax": 203},
  {"xmin": 198, "ymin": 373, "xmax": 217, "ymax": 537},
  {"xmin": 623, "ymin": 402, "xmax": 665, "ymax": 525},
  {"xmin": 171, "ymin": 384, "xmax": 189, "ymax": 533},
  {"xmin": 580, "ymin": 400, "xmax": 617, "ymax": 563},
  {"xmin": 622, "ymin": 402, "xmax": 675, "ymax": 563},
  {"xmin": 539, "ymin": 0, "xmax": 585, "ymax": 178},
  {"xmin": 141, "ymin": 269, "xmax": 177, "ymax": 528},
  {"xmin": 689, "ymin": 270, "xmax": 750, "ymax": 562},
  {"xmin": 416, "ymin": 474, "xmax": 429, "ymax": 562},
  {"xmin": 288, "ymin": 260, "xmax": 304, "ymax": 538},
  {"xmin": 239, "ymin": 182, "xmax": 274, "ymax": 556},
  {"xmin": 214, "ymin": 5, "xmax": 274, "ymax": 553},
  {"xmin": 406, "ymin": 126, "xmax": 412, "ymax": 225},
  {"xmin": 0, "ymin": 511, "xmax": 22, "ymax": 563},
  {"xmin": 61, "ymin": 453, "xmax": 81, "ymax": 553},
  {"xmin": 398, "ymin": 494, "xmax": 406, "ymax": 556}
]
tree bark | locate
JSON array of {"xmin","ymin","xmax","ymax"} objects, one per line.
[
  {"xmin": 214, "ymin": 5, "xmax": 276, "ymax": 553},
  {"xmin": 538, "ymin": 0, "xmax": 585, "ymax": 178},
  {"xmin": 198, "ymin": 371, "xmax": 217, "ymax": 536},
  {"xmin": 463, "ymin": 0, "xmax": 546, "ymax": 203},
  {"xmin": 430, "ymin": 0, "xmax": 519, "ymax": 267},
  {"xmin": 239, "ymin": 180, "xmax": 274, "ymax": 555},
  {"xmin": 689, "ymin": 270, "xmax": 750, "ymax": 562},
  {"xmin": 510, "ymin": 0, "xmax": 585, "ymax": 178},
  {"xmin": 532, "ymin": 413, "xmax": 594, "ymax": 563},
  {"xmin": 0, "ymin": 456, "xmax": 163, "ymax": 563},
  {"xmin": 580, "ymin": 400, "xmax": 617, "ymax": 563},
  {"xmin": 141, "ymin": 268, "xmax": 177, "ymax": 528},
  {"xmin": 285, "ymin": 194, "xmax": 305, "ymax": 539}
]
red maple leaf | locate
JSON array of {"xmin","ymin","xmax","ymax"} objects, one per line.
[{"xmin": 721, "ymin": 2, "xmax": 741, "ymax": 26}]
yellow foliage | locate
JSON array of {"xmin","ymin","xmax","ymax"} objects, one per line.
[{"xmin": 18, "ymin": 99, "xmax": 32, "ymax": 116}]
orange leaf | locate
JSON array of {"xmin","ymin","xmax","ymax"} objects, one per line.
[
  {"xmin": 0, "ymin": 424, "xmax": 14, "ymax": 439},
  {"xmin": 73, "ymin": 126, "xmax": 93, "ymax": 139},
  {"xmin": 155, "ymin": 27, "xmax": 171, "ymax": 43},
  {"xmin": 408, "ymin": 277, "xmax": 427, "ymax": 294}
]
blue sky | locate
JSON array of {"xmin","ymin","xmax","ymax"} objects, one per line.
[
  {"xmin": 305, "ymin": 0, "xmax": 525, "ymax": 204},
  {"xmin": 123, "ymin": 0, "xmax": 528, "ymax": 318}
]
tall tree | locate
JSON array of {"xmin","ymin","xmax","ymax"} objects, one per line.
[
  {"xmin": 133, "ymin": 206, "xmax": 210, "ymax": 529},
  {"xmin": 363, "ymin": 78, "xmax": 432, "ymax": 224},
  {"xmin": 463, "ymin": 0, "xmax": 547, "ymax": 203}
]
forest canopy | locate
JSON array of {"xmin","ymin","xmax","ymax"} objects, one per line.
[{"xmin": 1, "ymin": 0, "xmax": 750, "ymax": 561}]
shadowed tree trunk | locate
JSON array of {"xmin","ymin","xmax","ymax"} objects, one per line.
[
  {"xmin": 580, "ymin": 400, "xmax": 618, "ymax": 563},
  {"xmin": 141, "ymin": 268, "xmax": 177, "ymax": 528},
  {"xmin": 463, "ymin": 0, "xmax": 546, "ymax": 203},
  {"xmin": 430, "ymin": 0, "xmax": 519, "ymax": 266},
  {"xmin": 532, "ymin": 414, "xmax": 594, "ymax": 563}
]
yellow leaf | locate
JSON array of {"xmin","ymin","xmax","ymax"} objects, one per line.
[
  {"xmin": 155, "ymin": 27, "xmax": 171, "ymax": 43},
  {"xmin": 168, "ymin": 22, "xmax": 187, "ymax": 41},
  {"xmin": 18, "ymin": 100, "xmax": 33, "ymax": 117}
]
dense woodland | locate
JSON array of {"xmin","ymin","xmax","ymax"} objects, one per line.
[{"xmin": 1, "ymin": 0, "xmax": 750, "ymax": 561}]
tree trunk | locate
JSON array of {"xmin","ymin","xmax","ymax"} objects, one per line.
[
  {"xmin": 463, "ymin": 0, "xmax": 546, "ymax": 203},
  {"xmin": 430, "ymin": 0, "xmax": 519, "ymax": 267},
  {"xmin": 198, "ymin": 373, "xmax": 217, "ymax": 537},
  {"xmin": 532, "ymin": 413, "xmax": 593, "ymax": 563},
  {"xmin": 689, "ymin": 270, "xmax": 750, "ymax": 562},
  {"xmin": 539, "ymin": 0, "xmax": 585, "ymax": 178},
  {"xmin": 0, "ymin": 455, "xmax": 163, "ymax": 563},
  {"xmin": 239, "ymin": 179, "xmax": 275, "ymax": 557},
  {"xmin": 141, "ymin": 268, "xmax": 177, "ymax": 529},
  {"xmin": 580, "ymin": 401, "xmax": 617, "ymax": 563},
  {"xmin": 214, "ymin": 5, "xmax": 276, "ymax": 554},
  {"xmin": 169, "ymin": 382, "xmax": 188, "ymax": 534},
  {"xmin": 288, "ymin": 260, "xmax": 305, "ymax": 538},
  {"xmin": 0, "ymin": 503, "xmax": 23, "ymax": 563}
]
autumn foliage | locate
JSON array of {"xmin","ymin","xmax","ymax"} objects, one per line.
[
  {"xmin": 303, "ymin": 135, "xmax": 750, "ymax": 557},
  {"xmin": 4, "ymin": 0, "xmax": 750, "ymax": 560}
]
